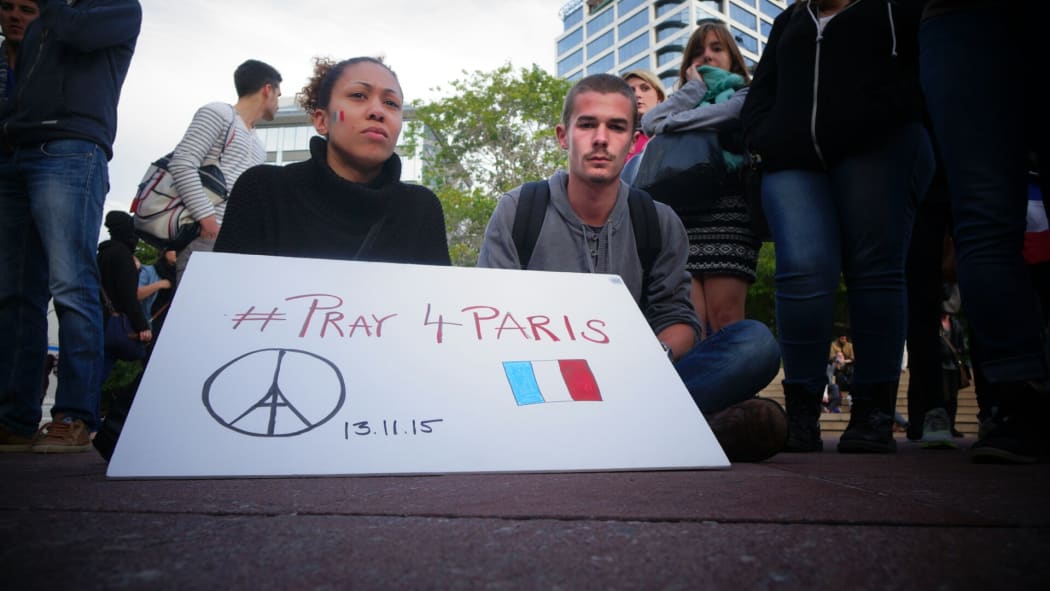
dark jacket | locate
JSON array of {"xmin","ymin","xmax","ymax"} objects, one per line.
[
  {"xmin": 214, "ymin": 136, "xmax": 452, "ymax": 266},
  {"xmin": 98, "ymin": 240, "xmax": 149, "ymax": 332},
  {"xmin": 0, "ymin": 0, "xmax": 142, "ymax": 159},
  {"xmin": 741, "ymin": 0, "xmax": 925, "ymax": 172}
]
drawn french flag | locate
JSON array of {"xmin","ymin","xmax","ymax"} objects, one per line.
[{"xmin": 502, "ymin": 359, "xmax": 602, "ymax": 406}]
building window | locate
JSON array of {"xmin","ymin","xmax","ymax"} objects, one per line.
[
  {"xmin": 558, "ymin": 48, "xmax": 584, "ymax": 76},
  {"xmin": 619, "ymin": 54, "xmax": 651, "ymax": 74},
  {"xmin": 760, "ymin": 0, "xmax": 783, "ymax": 19},
  {"xmin": 657, "ymin": 50, "xmax": 682, "ymax": 68},
  {"xmin": 563, "ymin": 4, "xmax": 583, "ymax": 30},
  {"xmin": 730, "ymin": 2, "xmax": 757, "ymax": 30},
  {"xmin": 587, "ymin": 52, "xmax": 615, "ymax": 75},
  {"xmin": 618, "ymin": 0, "xmax": 647, "ymax": 16},
  {"xmin": 618, "ymin": 7, "xmax": 648, "ymax": 38},
  {"xmin": 761, "ymin": 20, "xmax": 773, "ymax": 38},
  {"xmin": 619, "ymin": 33, "xmax": 649, "ymax": 62},
  {"xmin": 657, "ymin": 25, "xmax": 686, "ymax": 44},
  {"xmin": 655, "ymin": 1, "xmax": 684, "ymax": 19},
  {"xmin": 587, "ymin": 29, "xmax": 614, "ymax": 58},
  {"xmin": 586, "ymin": 4, "xmax": 615, "ymax": 35},
  {"xmin": 731, "ymin": 26, "xmax": 758, "ymax": 53},
  {"xmin": 558, "ymin": 26, "xmax": 584, "ymax": 56}
]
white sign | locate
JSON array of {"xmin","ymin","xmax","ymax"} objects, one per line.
[{"xmin": 107, "ymin": 252, "xmax": 728, "ymax": 478}]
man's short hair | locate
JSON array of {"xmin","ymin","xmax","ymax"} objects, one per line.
[
  {"xmin": 234, "ymin": 59, "xmax": 283, "ymax": 97},
  {"xmin": 560, "ymin": 74, "xmax": 637, "ymax": 128}
]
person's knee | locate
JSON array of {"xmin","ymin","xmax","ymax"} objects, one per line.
[{"xmin": 725, "ymin": 319, "xmax": 781, "ymax": 379}]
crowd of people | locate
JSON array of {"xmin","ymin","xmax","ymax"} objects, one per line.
[{"xmin": 0, "ymin": 0, "xmax": 1046, "ymax": 465}]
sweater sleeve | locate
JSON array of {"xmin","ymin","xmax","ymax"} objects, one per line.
[
  {"xmin": 740, "ymin": 9, "xmax": 789, "ymax": 154},
  {"xmin": 40, "ymin": 0, "xmax": 142, "ymax": 52},
  {"xmin": 642, "ymin": 203, "xmax": 702, "ymax": 339},
  {"xmin": 640, "ymin": 79, "xmax": 706, "ymax": 136},
  {"xmin": 169, "ymin": 103, "xmax": 234, "ymax": 223},
  {"xmin": 419, "ymin": 193, "xmax": 453, "ymax": 266}
]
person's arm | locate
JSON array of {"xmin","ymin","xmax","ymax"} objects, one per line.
[
  {"xmin": 640, "ymin": 79, "xmax": 707, "ymax": 136},
  {"xmin": 168, "ymin": 103, "xmax": 233, "ymax": 239},
  {"xmin": 740, "ymin": 7, "xmax": 790, "ymax": 154},
  {"xmin": 109, "ymin": 251, "xmax": 151, "ymax": 336},
  {"xmin": 136, "ymin": 278, "xmax": 171, "ymax": 301},
  {"xmin": 39, "ymin": 0, "xmax": 142, "ymax": 52},
  {"xmin": 415, "ymin": 189, "xmax": 453, "ymax": 266},
  {"xmin": 643, "ymin": 203, "xmax": 702, "ymax": 359},
  {"xmin": 476, "ymin": 187, "xmax": 524, "ymax": 270},
  {"xmin": 644, "ymin": 84, "xmax": 749, "ymax": 136}
]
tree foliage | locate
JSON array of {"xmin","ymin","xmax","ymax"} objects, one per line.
[
  {"xmin": 405, "ymin": 63, "xmax": 571, "ymax": 198},
  {"xmin": 403, "ymin": 64, "xmax": 571, "ymax": 265}
]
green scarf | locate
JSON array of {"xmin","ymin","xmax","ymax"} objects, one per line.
[{"xmin": 697, "ymin": 65, "xmax": 746, "ymax": 171}]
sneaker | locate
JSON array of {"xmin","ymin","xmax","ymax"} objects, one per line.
[
  {"xmin": 30, "ymin": 415, "xmax": 91, "ymax": 454},
  {"xmin": 708, "ymin": 398, "xmax": 788, "ymax": 463},
  {"xmin": 0, "ymin": 425, "xmax": 36, "ymax": 452},
  {"xmin": 838, "ymin": 409, "xmax": 896, "ymax": 454},
  {"xmin": 971, "ymin": 414, "xmax": 1044, "ymax": 464},
  {"xmin": 920, "ymin": 408, "xmax": 957, "ymax": 449}
]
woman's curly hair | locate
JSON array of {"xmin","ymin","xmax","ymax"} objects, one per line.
[{"xmin": 296, "ymin": 56, "xmax": 399, "ymax": 113}]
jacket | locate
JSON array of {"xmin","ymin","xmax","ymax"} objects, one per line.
[
  {"xmin": 0, "ymin": 0, "xmax": 142, "ymax": 159},
  {"xmin": 477, "ymin": 170, "xmax": 702, "ymax": 339},
  {"xmin": 741, "ymin": 0, "xmax": 924, "ymax": 172}
]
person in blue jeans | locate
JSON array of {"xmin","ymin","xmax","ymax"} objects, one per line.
[
  {"xmin": 919, "ymin": 1, "xmax": 1050, "ymax": 463},
  {"xmin": 741, "ymin": 0, "xmax": 933, "ymax": 453},
  {"xmin": 479, "ymin": 74, "xmax": 785, "ymax": 463},
  {"xmin": 0, "ymin": 0, "xmax": 142, "ymax": 453}
]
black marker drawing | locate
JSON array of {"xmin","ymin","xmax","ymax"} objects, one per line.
[{"xmin": 202, "ymin": 348, "xmax": 346, "ymax": 437}]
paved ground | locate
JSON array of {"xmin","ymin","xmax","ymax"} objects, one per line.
[{"xmin": 3, "ymin": 437, "xmax": 1048, "ymax": 590}]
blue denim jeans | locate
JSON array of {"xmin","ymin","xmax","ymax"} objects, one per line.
[
  {"xmin": 674, "ymin": 319, "xmax": 781, "ymax": 415},
  {"xmin": 920, "ymin": 9, "xmax": 1048, "ymax": 383},
  {"xmin": 762, "ymin": 123, "xmax": 934, "ymax": 397},
  {"xmin": 0, "ymin": 140, "xmax": 108, "ymax": 436}
]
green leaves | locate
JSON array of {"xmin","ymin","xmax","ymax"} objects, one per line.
[{"xmin": 404, "ymin": 63, "xmax": 572, "ymax": 265}]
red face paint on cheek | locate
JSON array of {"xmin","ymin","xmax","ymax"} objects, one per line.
[{"xmin": 337, "ymin": 110, "xmax": 344, "ymax": 123}]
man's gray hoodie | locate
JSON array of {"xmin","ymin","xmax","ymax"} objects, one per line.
[{"xmin": 478, "ymin": 170, "xmax": 701, "ymax": 340}]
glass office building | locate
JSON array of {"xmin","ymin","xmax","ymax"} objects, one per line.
[
  {"xmin": 254, "ymin": 99, "xmax": 424, "ymax": 184},
  {"xmin": 556, "ymin": 0, "xmax": 787, "ymax": 90}
]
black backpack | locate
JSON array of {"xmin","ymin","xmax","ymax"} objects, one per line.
[{"xmin": 511, "ymin": 180, "xmax": 662, "ymax": 309}]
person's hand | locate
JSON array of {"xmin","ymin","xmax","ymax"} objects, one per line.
[
  {"xmin": 158, "ymin": 279, "xmax": 172, "ymax": 290},
  {"xmin": 198, "ymin": 216, "xmax": 220, "ymax": 241},
  {"xmin": 685, "ymin": 64, "xmax": 703, "ymax": 83},
  {"xmin": 137, "ymin": 329, "xmax": 153, "ymax": 343}
]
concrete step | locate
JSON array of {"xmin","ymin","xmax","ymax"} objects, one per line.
[{"xmin": 757, "ymin": 370, "xmax": 980, "ymax": 438}]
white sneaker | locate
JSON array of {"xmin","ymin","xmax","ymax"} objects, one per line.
[{"xmin": 920, "ymin": 407, "xmax": 957, "ymax": 449}]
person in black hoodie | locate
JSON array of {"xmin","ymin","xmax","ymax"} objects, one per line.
[
  {"xmin": 740, "ymin": 0, "xmax": 934, "ymax": 454},
  {"xmin": 0, "ymin": 0, "xmax": 141, "ymax": 454},
  {"xmin": 97, "ymin": 211, "xmax": 151, "ymax": 379},
  {"xmin": 214, "ymin": 56, "xmax": 450, "ymax": 266}
]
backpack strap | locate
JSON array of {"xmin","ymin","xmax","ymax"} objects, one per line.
[
  {"xmin": 626, "ymin": 187, "xmax": 661, "ymax": 310},
  {"xmin": 512, "ymin": 180, "xmax": 663, "ymax": 307},
  {"xmin": 217, "ymin": 104, "xmax": 238, "ymax": 163},
  {"xmin": 511, "ymin": 180, "xmax": 550, "ymax": 270}
]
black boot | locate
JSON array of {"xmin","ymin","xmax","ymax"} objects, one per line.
[
  {"xmin": 783, "ymin": 381, "xmax": 823, "ymax": 452},
  {"xmin": 838, "ymin": 381, "xmax": 898, "ymax": 453}
]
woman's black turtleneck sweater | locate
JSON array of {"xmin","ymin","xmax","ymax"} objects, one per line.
[{"xmin": 215, "ymin": 135, "xmax": 451, "ymax": 266}]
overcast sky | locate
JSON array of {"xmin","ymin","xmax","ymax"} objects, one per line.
[{"xmin": 105, "ymin": 0, "xmax": 567, "ymax": 223}]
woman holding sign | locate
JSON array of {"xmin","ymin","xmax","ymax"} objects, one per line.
[{"xmin": 215, "ymin": 57, "xmax": 450, "ymax": 265}]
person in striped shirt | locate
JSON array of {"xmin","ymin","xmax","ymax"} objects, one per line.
[{"xmin": 171, "ymin": 59, "xmax": 282, "ymax": 284}]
